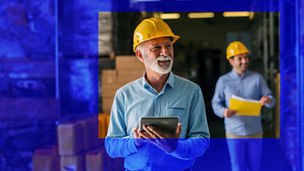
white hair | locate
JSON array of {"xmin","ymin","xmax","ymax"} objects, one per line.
[{"xmin": 135, "ymin": 43, "xmax": 145, "ymax": 55}]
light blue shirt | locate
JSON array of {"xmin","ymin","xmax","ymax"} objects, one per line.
[
  {"xmin": 105, "ymin": 72, "xmax": 210, "ymax": 171},
  {"xmin": 212, "ymin": 70, "xmax": 275, "ymax": 136}
]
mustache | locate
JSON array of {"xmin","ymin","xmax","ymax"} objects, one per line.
[{"xmin": 156, "ymin": 56, "xmax": 172, "ymax": 61}]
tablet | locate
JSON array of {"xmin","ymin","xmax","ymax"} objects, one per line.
[{"xmin": 139, "ymin": 116, "xmax": 179, "ymax": 135}]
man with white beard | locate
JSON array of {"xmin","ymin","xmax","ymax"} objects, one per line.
[{"xmin": 105, "ymin": 18, "xmax": 210, "ymax": 171}]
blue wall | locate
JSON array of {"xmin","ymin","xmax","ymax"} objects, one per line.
[{"xmin": 0, "ymin": 0, "xmax": 303, "ymax": 170}]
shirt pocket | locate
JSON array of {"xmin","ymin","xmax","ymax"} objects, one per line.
[{"xmin": 166, "ymin": 103, "xmax": 186, "ymax": 118}]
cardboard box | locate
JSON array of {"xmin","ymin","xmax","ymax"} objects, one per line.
[
  {"xmin": 60, "ymin": 154, "xmax": 85, "ymax": 171},
  {"xmin": 117, "ymin": 69, "xmax": 145, "ymax": 78},
  {"xmin": 98, "ymin": 114, "xmax": 109, "ymax": 139},
  {"xmin": 79, "ymin": 119, "xmax": 94, "ymax": 151},
  {"xmin": 57, "ymin": 122, "xmax": 84, "ymax": 156},
  {"xmin": 86, "ymin": 148, "xmax": 111, "ymax": 171},
  {"xmin": 102, "ymin": 108, "xmax": 111, "ymax": 114},
  {"xmin": 102, "ymin": 97, "xmax": 114, "ymax": 114},
  {"xmin": 115, "ymin": 56, "xmax": 145, "ymax": 70},
  {"xmin": 87, "ymin": 115, "xmax": 101, "ymax": 148},
  {"xmin": 101, "ymin": 84, "xmax": 123, "ymax": 98},
  {"xmin": 106, "ymin": 114, "xmax": 111, "ymax": 131},
  {"xmin": 33, "ymin": 146, "xmax": 60, "ymax": 171},
  {"xmin": 102, "ymin": 70, "xmax": 117, "ymax": 84},
  {"xmin": 117, "ymin": 74, "xmax": 142, "ymax": 84}
]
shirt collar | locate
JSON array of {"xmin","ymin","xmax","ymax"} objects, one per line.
[
  {"xmin": 231, "ymin": 69, "xmax": 248, "ymax": 78},
  {"xmin": 166, "ymin": 72, "xmax": 175, "ymax": 88},
  {"xmin": 141, "ymin": 71, "xmax": 175, "ymax": 89}
]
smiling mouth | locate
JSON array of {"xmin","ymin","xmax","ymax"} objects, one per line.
[{"xmin": 158, "ymin": 60, "xmax": 171, "ymax": 66}]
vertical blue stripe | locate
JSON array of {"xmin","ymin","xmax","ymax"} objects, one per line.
[
  {"xmin": 296, "ymin": 0, "xmax": 304, "ymax": 169},
  {"xmin": 55, "ymin": 0, "xmax": 59, "ymax": 99}
]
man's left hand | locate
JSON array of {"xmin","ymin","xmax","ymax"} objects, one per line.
[
  {"xmin": 139, "ymin": 123, "xmax": 182, "ymax": 153},
  {"xmin": 260, "ymin": 96, "xmax": 271, "ymax": 106}
]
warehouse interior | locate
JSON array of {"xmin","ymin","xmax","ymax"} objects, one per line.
[
  {"xmin": 0, "ymin": 0, "xmax": 303, "ymax": 170},
  {"xmin": 99, "ymin": 11, "xmax": 280, "ymax": 139}
]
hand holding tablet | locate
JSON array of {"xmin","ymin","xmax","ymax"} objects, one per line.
[
  {"xmin": 136, "ymin": 116, "xmax": 181, "ymax": 152},
  {"xmin": 139, "ymin": 116, "xmax": 179, "ymax": 135}
]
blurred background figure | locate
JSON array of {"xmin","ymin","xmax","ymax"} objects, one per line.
[{"xmin": 212, "ymin": 41, "xmax": 275, "ymax": 171}]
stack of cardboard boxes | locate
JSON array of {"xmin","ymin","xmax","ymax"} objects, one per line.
[
  {"xmin": 57, "ymin": 115, "xmax": 106, "ymax": 171},
  {"xmin": 32, "ymin": 114, "xmax": 116, "ymax": 171},
  {"xmin": 58, "ymin": 121, "xmax": 86, "ymax": 171},
  {"xmin": 101, "ymin": 56, "xmax": 145, "ymax": 113},
  {"xmin": 33, "ymin": 55, "xmax": 143, "ymax": 171},
  {"xmin": 32, "ymin": 146, "xmax": 60, "ymax": 171}
]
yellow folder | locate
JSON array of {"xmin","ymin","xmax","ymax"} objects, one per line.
[{"xmin": 229, "ymin": 95, "xmax": 262, "ymax": 116}]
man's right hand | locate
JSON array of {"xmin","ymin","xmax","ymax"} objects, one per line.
[
  {"xmin": 133, "ymin": 127, "xmax": 145, "ymax": 147},
  {"xmin": 223, "ymin": 108, "xmax": 237, "ymax": 117},
  {"xmin": 133, "ymin": 124, "xmax": 182, "ymax": 153}
]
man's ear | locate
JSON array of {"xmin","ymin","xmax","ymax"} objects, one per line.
[
  {"xmin": 136, "ymin": 50, "xmax": 144, "ymax": 63},
  {"xmin": 228, "ymin": 58, "xmax": 234, "ymax": 66}
]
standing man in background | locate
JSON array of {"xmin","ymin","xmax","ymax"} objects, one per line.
[
  {"xmin": 212, "ymin": 41, "xmax": 275, "ymax": 171},
  {"xmin": 105, "ymin": 18, "xmax": 210, "ymax": 170}
]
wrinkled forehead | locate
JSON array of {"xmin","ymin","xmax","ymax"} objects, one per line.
[{"xmin": 141, "ymin": 37, "xmax": 172, "ymax": 47}]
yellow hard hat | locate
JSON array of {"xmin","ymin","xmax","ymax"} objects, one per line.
[
  {"xmin": 133, "ymin": 18, "xmax": 180, "ymax": 52},
  {"xmin": 226, "ymin": 41, "xmax": 249, "ymax": 60}
]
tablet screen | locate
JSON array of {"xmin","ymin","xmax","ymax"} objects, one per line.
[{"xmin": 139, "ymin": 116, "xmax": 179, "ymax": 135}]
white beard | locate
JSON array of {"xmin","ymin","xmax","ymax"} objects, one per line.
[{"xmin": 143, "ymin": 55, "xmax": 173, "ymax": 74}]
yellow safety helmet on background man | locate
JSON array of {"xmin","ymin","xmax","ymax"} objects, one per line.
[
  {"xmin": 226, "ymin": 41, "xmax": 249, "ymax": 60},
  {"xmin": 133, "ymin": 18, "xmax": 180, "ymax": 52}
]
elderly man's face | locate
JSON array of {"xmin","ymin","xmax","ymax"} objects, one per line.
[{"xmin": 139, "ymin": 37, "xmax": 174, "ymax": 74}]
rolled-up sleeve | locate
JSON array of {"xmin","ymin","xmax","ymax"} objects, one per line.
[
  {"xmin": 212, "ymin": 78, "xmax": 226, "ymax": 118},
  {"xmin": 259, "ymin": 76, "xmax": 275, "ymax": 108}
]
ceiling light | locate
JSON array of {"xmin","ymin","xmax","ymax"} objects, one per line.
[
  {"xmin": 160, "ymin": 13, "xmax": 180, "ymax": 19},
  {"xmin": 188, "ymin": 12, "xmax": 214, "ymax": 19},
  {"xmin": 223, "ymin": 12, "xmax": 250, "ymax": 17}
]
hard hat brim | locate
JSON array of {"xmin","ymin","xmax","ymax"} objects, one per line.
[
  {"xmin": 133, "ymin": 35, "xmax": 180, "ymax": 52},
  {"xmin": 226, "ymin": 52, "xmax": 250, "ymax": 60}
]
